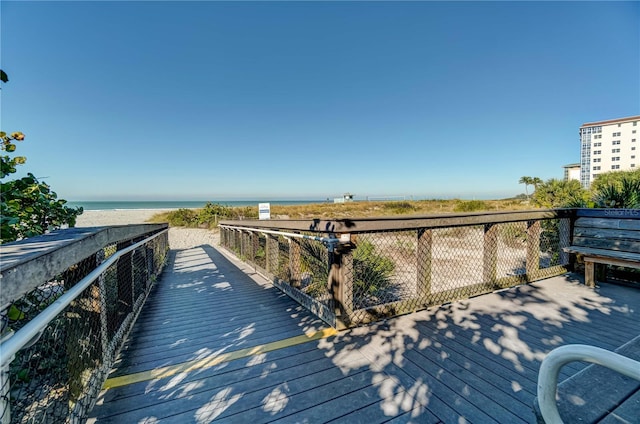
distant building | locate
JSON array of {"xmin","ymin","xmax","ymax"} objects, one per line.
[
  {"xmin": 334, "ymin": 193, "xmax": 354, "ymax": 203},
  {"xmin": 579, "ymin": 115, "xmax": 640, "ymax": 188},
  {"xmin": 563, "ymin": 163, "xmax": 581, "ymax": 182}
]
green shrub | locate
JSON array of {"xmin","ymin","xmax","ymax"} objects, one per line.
[
  {"xmin": 165, "ymin": 208, "xmax": 199, "ymax": 227},
  {"xmin": 592, "ymin": 176, "xmax": 640, "ymax": 209},
  {"xmin": 382, "ymin": 201, "xmax": 418, "ymax": 214},
  {"xmin": 531, "ymin": 179, "xmax": 590, "ymax": 208},
  {"xmin": 353, "ymin": 241, "xmax": 395, "ymax": 297},
  {"xmin": 454, "ymin": 200, "xmax": 488, "ymax": 212}
]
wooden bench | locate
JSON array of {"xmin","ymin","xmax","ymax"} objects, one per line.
[
  {"xmin": 534, "ymin": 335, "xmax": 640, "ymax": 423},
  {"xmin": 565, "ymin": 212, "xmax": 640, "ymax": 287}
]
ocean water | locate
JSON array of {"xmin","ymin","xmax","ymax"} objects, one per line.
[{"xmin": 66, "ymin": 200, "xmax": 324, "ymax": 211}]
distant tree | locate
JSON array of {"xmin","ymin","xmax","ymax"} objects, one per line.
[
  {"xmin": 531, "ymin": 178, "xmax": 590, "ymax": 208},
  {"xmin": 519, "ymin": 176, "xmax": 533, "ymax": 198},
  {"xmin": 1, "ymin": 70, "xmax": 82, "ymax": 243},
  {"xmin": 531, "ymin": 177, "xmax": 543, "ymax": 190}
]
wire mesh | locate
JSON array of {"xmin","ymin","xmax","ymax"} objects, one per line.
[{"xmin": 0, "ymin": 230, "xmax": 168, "ymax": 424}]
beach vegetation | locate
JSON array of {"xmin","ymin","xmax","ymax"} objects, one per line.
[
  {"xmin": 454, "ymin": 200, "xmax": 489, "ymax": 212},
  {"xmin": 353, "ymin": 240, "xmax": 396, "ymax": 306},
  {"xmin": 530, "ymin": 179, "xmax": 590, "ymax": 208},
  {"xmin": 151, "ymin": 202, "xmax": 259, "ymax": 228},
  {"xmin": 150, "ymin": 198, "xmax": 533, "ymax": 226},
  {"xmin": 591, "ymin": 169, "xmax": 640, "ymax": 209}
]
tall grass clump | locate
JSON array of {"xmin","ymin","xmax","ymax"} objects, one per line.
[
  {"xmin": 353, "ymin": 240, "xmax": 395, "ymax": 304},
  {"xmin": 381, "ymin": 201, "xmax": 418, "ymax": 214},
  {"xmin": 151, "ymin": 202, "xmax": 258, "ymax": 228},
  {"xmin": 454, "ymin": 200, "xmax": 488, "ymax": 212}
]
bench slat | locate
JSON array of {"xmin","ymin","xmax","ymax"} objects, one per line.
[
  {"xmin": 575, "ymin": 217, "xmax": 640, "ymax": 231},
  {"xmin": 571, "ymin": 236, "xmax": 640, "ymax": 254},
  {"xmin": 573, "ymin": 226, "xmax": 640, "ymax": 242},
  {"xmin": 564, "ymin": 246, "xmax": 640, "ymax": 264}
]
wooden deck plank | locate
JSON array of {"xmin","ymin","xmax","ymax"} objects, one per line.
[
  {"xmin": 324, "ymin": 393, "xmax": 442, "ymax": 424},
  {"xmin": 89, "ymin": 240, "xmax": 640, "ymax": 424},
  {"xmin": 94, "ymin": 348, "xmax": 370, "ymax": 422},
  {"xmin": 598, "ymin": 389, "xmax": 640, "ymax": 424}
]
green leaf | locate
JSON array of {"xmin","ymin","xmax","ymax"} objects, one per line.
[{"xmin": 0, "ymin": 70, "xmax": 8, "ymax": 83}]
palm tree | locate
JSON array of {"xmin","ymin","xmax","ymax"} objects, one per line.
[
  {"xmin": 532, "ymin": 177, "xmax": 543, "ymax": 190},
  {"xmin": 519, "ymin": 176, "xmax": 533, "ymax": 198}
]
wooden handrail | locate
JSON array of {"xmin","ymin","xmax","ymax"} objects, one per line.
[{"xmin": 220, "ymin": 209, "xmax": 575, "ymax": 234}]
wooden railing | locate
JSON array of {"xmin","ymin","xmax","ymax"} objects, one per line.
[
  {"xmin": 220, "ymin": 209, "xmax": 575, "ymax": 328},
  {"xmin": 0, "ymin": 224, "xmax": 169, "ymax": 423}
]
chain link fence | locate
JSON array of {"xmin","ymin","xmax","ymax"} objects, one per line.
[
  {"xmin": 219, "ymin": 211, "xmax": 573, "ymax": 328},
  {"xmin": 0, "ymin": 226, "xmax": 169, "ymax": 423}
]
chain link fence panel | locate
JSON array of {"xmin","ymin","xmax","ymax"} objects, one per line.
[{"xmin": 1, "ymin": 228, "xmax": 168, "ymax": 424}]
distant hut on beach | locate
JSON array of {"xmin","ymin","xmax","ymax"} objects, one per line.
[{"xmin": 334, "ymin": 193, "xmax": 354, "ymax": 203}]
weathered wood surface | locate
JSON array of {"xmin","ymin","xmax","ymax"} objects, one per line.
[
  {"xmin": 566, "ymin": 216, "xmax": 640, "ymax": 286},
  {"xmin": 543, "ymin": 335, "xmax": 640, "ymax": 424},
  {"xmin": 0, "ymin": 224, "xmax": 168, "ymax": 309},
  {"xmin": 220, "ymin": 209, "xmax": 573, "ymax": 234},
  {"xmin": 566, "ymin": 247, "xmax": 640, "ymax": 266},
  {"xmin": 88, "ymin": 242, "xmax": 640, "ymax": 423},
  {"xmin": 572, "ymin": 218, "xmax": 640, "ymax": 253}
]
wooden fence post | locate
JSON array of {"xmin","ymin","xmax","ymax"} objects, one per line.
[{"xmin": 328, "ymin": 247, "xmax": 354, "ymax": 324}]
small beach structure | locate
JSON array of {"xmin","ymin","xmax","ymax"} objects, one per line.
[{"xmin": 333, "ymin": 192, "xmax": 354, "ymax": 203}]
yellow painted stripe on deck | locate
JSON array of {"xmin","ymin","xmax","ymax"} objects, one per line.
[{"xmin": 103, "ymin": 327, "xmax": 339, "ymax": 389}]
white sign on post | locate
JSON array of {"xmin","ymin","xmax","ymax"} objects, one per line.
[{"xmin": 259, "ymin": 203, "xmax": 271, "ymax": 220}]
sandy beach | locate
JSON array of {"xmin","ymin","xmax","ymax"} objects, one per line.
[
  {"xmin": 75, "ymin": 209, "xmax": 219, "ymax": 249},
  {"xmin": 75, "ymin": 209, "xmax": 170, "ymax": 227}
]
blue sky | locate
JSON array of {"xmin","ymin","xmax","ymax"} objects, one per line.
[{"xmin": 2, "ymin": 1, "xmax": 639, "ymax": 201}]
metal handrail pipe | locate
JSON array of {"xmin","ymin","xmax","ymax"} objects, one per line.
[
  {"xmin": 219, "ymin": 224, "xmax": 341, "ymax": 249},
  {"xmin": 537, "ymin": 344, "xmax": 640, "ymax": 424},
  {"xmin": 0, "ymin": 228, "xmax": 168, "ymax": 367}
]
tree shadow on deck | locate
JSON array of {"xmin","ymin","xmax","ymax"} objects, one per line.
[{"xmin": 91, "ymin": 246, "xmax": 640, "ymax": 424}]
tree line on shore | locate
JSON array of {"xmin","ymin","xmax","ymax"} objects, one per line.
[{"xmin": 520, "ymin": 171, "xmax": 640, "ymax": 209}]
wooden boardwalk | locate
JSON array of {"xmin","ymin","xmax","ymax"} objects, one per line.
[{"xmin": 89, "ymin": 242, "xmax": 640, "ymax": 423}]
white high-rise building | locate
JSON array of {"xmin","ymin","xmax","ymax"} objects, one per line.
[{"xmin": 579, "ymin": 115, "xmax": 640, "ymax": 188}]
